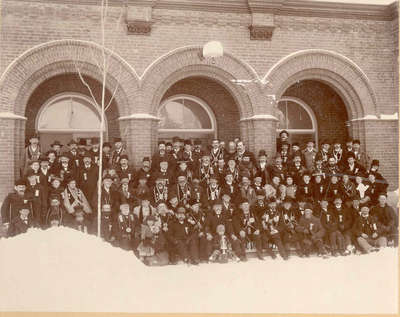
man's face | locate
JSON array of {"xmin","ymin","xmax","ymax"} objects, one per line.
[
  {"xmin": 228, "ymin": 141, "xmax": 236, "ymax": 152},
  {"xmin": 177, "ymin": 212, "xmax": 185, "ymax": 221},
  {"xmin": 157, "ymin": 203, "xmax": 167, "ymax": 214},
  {"xmin": 328, "ymin": 158, "xmax": 336, "ymax": 166},
  {"xmin": 52, "ymin": 180, "xmax": 61, "ymax": 189},
  {"xmin": 28, "ymin": 175, "xmax": 37, "ymax": 185},
  {"xmin": 202, "ymin": 156, "xmax": 210, "ymax": 165},
  {"xmin": 237, "ymin": 142, "xmax": 244, "ymax": 152},
  {"xmin": 348, "ymin": 157, "xmax": 355, "ymax": 165},
  {"xmin": 103, "ymin": 146, "xmax": 110, "ymax": 153},
  {"xmin": 212, "ymin": 140, "xmax": 219, "ymax": 149},
  {"xmin": 361, "ymin": 208, "xmax": 369, "ymax": 218},
  {"xmin": 294, "ymin": 156, "xmax": 301, "ymax": 163},
  {"xmin": 303, "ymin": 175, "xmax": 311, "ymax": 183},
  {"xmin": 210, "ymin": 179, "xmax": 218, "ymax": 187},
  {"xmin": 281, "ymin": 144, "xmax": 289, "ymax": 152},
  {"xmin": 242, "ymin": 177, "xmax": 249, "ymax": 186},
  {"xmin": 166, "ymin": 145, "xmax": 172, "ymax": 152},
  {"xmin": 70, "ymin": 144, "xmax": 78, "ymax": 150},
  {"xmin": 15, "ymin": 185, "xmax": 26, "ymax": 194},
  {"xmin": 314, "ymin": 175, "xmax": 322, "ymax": 183},
  {"xmin": 378, "ymin": 195, "xmax": 387, "ymax": 206},
  {"xmin": 120, "ymin": 204, "xmax": 130, "ymax": 216},
  {"xmin": 280, "ymin": 133, "xmax": 288, "ymax": 141},
  {"xmin": 222, "ymin": 194, "xmax": 231, "ymax": 203},
  {"xmin": 272, "ymin": 176, "xmax": 280, "ymax": 185},
  {"xmin": 159, "ymin": 144, "xmax": 166, "ymax": 152},
  {"xmin": 178, "ymin": 176, "xmax": 186, "ymax": 186},
  {"xmin": 103, "ymin": 179, "xmax": 113, "ymax": 188},
  {"xmin": 331, "ymin": 176, "xmax": 338, "ymax": 184},
  {"xmin": 305, "ymin": 209, "xmax": 312, "ymax": 219},
  {"xmin": 40, "ymin": 161, "xmax": 49, "ymax": 169},
  {"xmin": 30, "ymin": 138, "xmax": 39, "ymax": 145},
  {"xmin": 83, "ymin": 157, "xmax": 91, "ymax": 165},
  {"xmin": 353, "ymin": 143, "xmax": 360, "ymax": 151},
  {"xmin": 213, "ymin": 204, "xmax": 222, "ymax": 215},
  {"xmin": 142, "ymin": 161, "xmax": 150, "ymax": 170},
  {"xmin": 19, "ymin": 209, "xmax": 30, "ymax": 218},
  {"xmin": 178, "ymin": 162, "xmax": 187, "ymax": 170},
  {"xmin": 342, "ymin": 175, "xmax": 349, "ymax": 182},
  {"xmin": 346, "ymin": 142, "xmax": 352, "ymax": 149},
  {"xmin": 191, "ymin": 203, "xmax": 200, "ymax": 212},
  {"xmin": 334, "ymin": 144, "xmax": 341, "ymax": 151},
  {"xmin": 228, "ymin": 160, "xmax": 235, "ymax": 169},
  {"xmin": 368, "ymin": 174, "xmax": 375, "ymax": 182},
  {"xmin": 286, "ymin": 177, "xmax": 293, "ymax": 185},
  {"xmin": 254, "ymin": 177, "xmax": 262, "ymax": 186},
  {"xmin": 241, "ymin": 202, "xmax": 250, "ymax": 213},
  {"xmin": 217, "ymin": 159, "xmax": 225, "ymax": 169},
  {"xmin": 225, "ymin": 174, "xmax": 233, "ymax": 184},
  {"xmin": 307, "ymin": 142, "xmax": 314, "ymax": 149},
  {"xmin": 275, "ymin": 157, "xmax": 282, "ymax": 166},
  {"xmin": 31, "ymin": 162, "xmax": 40, "ymax": 171},
  {"xmin": 115, "ymin": 141, "xmax": 122, "ymax": 149},
  {"xmin": 160, "ymin": 161, "xmax": 168, "ymax": 170},
  {"xmin": 334, "ymin": 200, "xmax": 342, "ymax": 208},
  {"xmin": 321, "ymin": 200, "xmax": 328, "ymax": 209},
  {"xmin": 169, "ymin": 197, "xmax": 178, "ymax": 207},
  {"xmin": 53, "ymin": 145, "xmax": 61, "ymax": 152},
  {"xmin": 173, "ymin": 142, "xmax": 180, "ymax": 151},
  {"xmin": 352, "ymin": 200, "xmax": 360, "ymax": 209},
  {"xmin": 68, "ymin": 180, "xmax": 76, "ymax": 190},
  {"xmin": 293, "ymin": 145, "xmax": 300, "ymax": 152},
  {"xmin": 138, "ymin": 178, "xmax": 147, "ymax": 185},
  {"xmin": 120, "ymin": 158, "xmax": 128, "ymax": 167},
  {"xmin": 48, "ymin": 153, "xmax": 56, "ymax": 161},
  {"xmin": 322, "ymin": 144, "xmax": 330, "ymax": 151},
  {"xmin": 184, "ymin": 144, "xmax": 192, "ymax": 152}
]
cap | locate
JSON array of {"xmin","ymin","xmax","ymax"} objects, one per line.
[
  {"xmin": 304, "ymin": 203, "xmax": 313, "ymax": 211},
  {"xmin": 142, "ymin": 157, "xmax": 150, "ymax": 162},
  {"xmin": 15, "ymin": 178, "xmax": 26, "ymax": 186},
  {"xmin": 256, "ymin": 189, "xmax": 265, "ymax": 197},
  {"xmin": 371, "ymin": 159, "xmax": 379, "ymax": 166},
  {"xmin": 258, "ymin": 150, "xmax": 267, "ymax": 158},
  {"xmin": 50, "ymin": 140, "xmax": 62, "ymax": 147},
  {"xmin": 347, "ymin": 152, "xmax": 356, "ymax": 159},
  {"xmin": 279, "ymin": 130, "xmax": 289, "ymax": 137},
  {"xmin": 102, "ymin": 142, "xmax": 112, "ymax": 149},
  {"xmin": 91, "ymin": 137, "xmax": 100, "ymax": 145},
  {"xmin": 114, "ymin": 137, "xmax": 122, "ymax": 143},
  {"xmin": 39, "ymin": 155, "xmax": 49, "ymax": 162},
  {"xmin": 353, "ymin": 139, "xmax": 361, "ymax": 145},
  {"xmin": 166, "ymin": 142, "xmax": 172, "ymax": 147},
  {"xmin": 158, "ymin": 141, "xmax": 165, "ymax": 146},
  {"xmin": 82, "ymin": 151, "xmax": 92, "ymax": 159},
  {"xmin": 194, "ymin": 139, "xmax": 202, "ymax": 146},
  {"xmin": 78, "ymin": 139, "xmax": 86, "ymax": 146},
  {"xmin": 184, "ymin": 139, "xmax": 192, "ymax": 146},
  {"xmin": 29, "ymin": 133, "xmax": 39, "ymax": 140},
  {"xmin": 103, "ymin": 173, "xmax": 113, "ymax": 181},
  {"xmin": 212, "ymin": 199, "xmax": 223, "ymax": 206},
  {"xmin": 64, "ymin": 174, "xmax": 76, "ymax": 184},
  {"xmin": 120, "ymin": 154, "xmax": 129, "ymax": 161},
  {"xmin": 292, "ymin": 142, "xmax": 300, "ymax": 147}
]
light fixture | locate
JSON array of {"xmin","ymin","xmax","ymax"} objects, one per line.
[{"xmin": 199, "ymin": 41, "xmax": 224, "ymax": 64}]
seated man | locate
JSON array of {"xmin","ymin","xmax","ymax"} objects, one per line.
[
  {"xmin": 232, "ymin": 198, "xmax": 264, "ymax": 261},
  {"xmin": 7, "ymin": 205, "xmax": 37, "ymax": 237},
  {"xmin": 352, "ymin": 205, "xmax": 387, "ymax": 253},
  {"xmin": 295, "ymin": 203, "xmax": 329, "ymax": 258},
  {"xmin": 370, "ymin": 193, "xmax": 398, "ymax": 247}
]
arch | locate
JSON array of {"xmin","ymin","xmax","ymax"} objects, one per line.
[
  {"xmin": 141, "ymin": 46, "xmax": 262, "ymax": 119},
  {"xmin": 263, "ymin": 49, "xmax": 378, "ymax": 119},
  {"xmin": 0, "ymin": 39, "xmax": 140, "ymax": 117}
]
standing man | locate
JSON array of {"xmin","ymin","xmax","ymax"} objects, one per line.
[{"xmin": 20, "ymin": 133, "xmax": 41, "ymax": 177}]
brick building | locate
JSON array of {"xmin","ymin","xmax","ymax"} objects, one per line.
[{"xmin": 0, "ymin": 0, "xmax": 398, "ymax": 201}]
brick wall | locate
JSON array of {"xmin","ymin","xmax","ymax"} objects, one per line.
[
  {"xmin": 0, "ymin": 1, "xmax": 397, "ymax": 116},
  {"xmin": 161, "ymin": 76, "xmax": 240, "ymax": 145}
]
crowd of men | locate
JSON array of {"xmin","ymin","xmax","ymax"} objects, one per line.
[{"xmin": 0, "ymin": 130, "xmax": 398, "ymax": 266}]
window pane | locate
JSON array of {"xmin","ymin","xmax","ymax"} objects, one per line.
[
  {"xmin": 38, "ymin": 97, "xmax": 101, "ymax": 130},
  {"xmin": 285, "ymin": 101, "xmax": 313, "ymax": 129},
  {"xmin": 158, "ymin": 98, "xmax": 212, "ymax": 129},
  {"xmin": 277, "ymin": 102, "xmax": 288, "ymax": 129}
]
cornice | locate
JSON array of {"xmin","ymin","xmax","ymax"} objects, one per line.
[{"xmin": 5, "ymin": 0, "xmax": 398, "ymax": 21}]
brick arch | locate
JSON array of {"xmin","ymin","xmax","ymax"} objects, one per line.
[
  {"xmin": 141, "ymin": 46, "xmax": 261, "ymax": 119},
  {"xmin": 264, "ymin": 49, "xmax": 378, "ymax": 119},
  {"xmin": 0, "ymin": 39, "xmax": 140, "ymax": 117}
]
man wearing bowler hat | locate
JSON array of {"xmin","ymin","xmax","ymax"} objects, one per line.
[{"xmin": 20, "ymin": 133, "xmax": 41, "ymax": 177}]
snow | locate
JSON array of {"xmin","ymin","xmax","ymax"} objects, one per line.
[{"xmin": 0, "ymin": 227, "xmax": 397, "ymax": 313}]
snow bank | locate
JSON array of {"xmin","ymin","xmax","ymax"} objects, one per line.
[{"xmin": 0, "ymin": 227, "xmax": 397, "ymax": 313}]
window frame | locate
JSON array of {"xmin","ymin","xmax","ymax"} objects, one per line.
[
  {"xmin": 276, "ymin": 96, "xmax": 318, "ymax": 144},
  {"xmin": 158, "ymin": 94, "xmax": 217, "ymax": 137},
  {"xmin": 36, "ymin": 92, "xmax": 107, "ymax": 133}
]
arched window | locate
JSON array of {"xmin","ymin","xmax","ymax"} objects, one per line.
[
  {"xmin": 276, "ymin": 97, "xmax": 318, "ymax": 145},
  {"xmin": 37, "ymin": 93, "xmax": 105, "ymax": 132},
  {"xmin": 36, "ymin": 93, "xmax": 107, "ymax": 152},
  {"xmin": 158, "ymin": 94, "xmax": 217, "ymax": 140}
]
